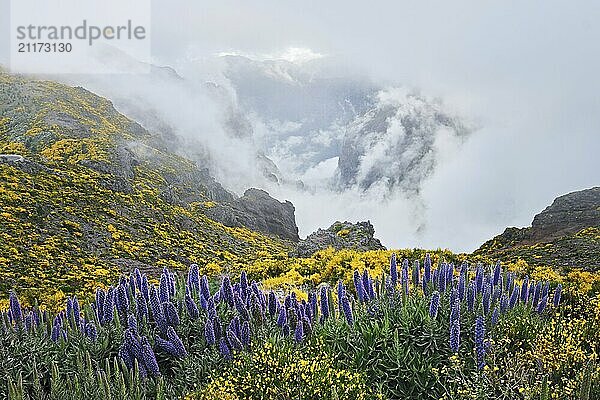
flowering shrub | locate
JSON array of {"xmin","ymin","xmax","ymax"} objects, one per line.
[
  {"xmin": 187, "ymin": 341, "xmax": 372, "ymax": 400},
  {"xmin": 0, "ymin": 255, "xmax": 596, "ymax": 399}
]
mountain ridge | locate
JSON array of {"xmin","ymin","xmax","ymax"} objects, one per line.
[
  {"xmin": 475, "ymin": 187, "xmax": 600, "ymax": 269},
  {"xmin": 0, "ymin": 71, "xmax": 297, "ymax": 301}
]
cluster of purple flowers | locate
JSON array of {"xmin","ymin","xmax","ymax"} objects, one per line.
[
  {"xmin": 119, "ymin": 328, "xmax": 160, "ymax": 378},
  {"xmin": 384, "ymin": 254, "xmax": 562, "ymax": 369},
  {"xmin": 1, "ymin": 290, "xmax": 98, "ymax": 343},
  {"xmin": 1, "ymin": 253, "xmax": 565, "ymax": 377}
]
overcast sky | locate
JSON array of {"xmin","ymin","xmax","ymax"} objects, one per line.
[{"xmin": 1, "ymin": 1, "xmax": 598, "ymax": 250}]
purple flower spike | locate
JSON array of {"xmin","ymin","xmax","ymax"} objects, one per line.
[
  {"xmin": 119, "ymin": 345, "xmax": 134, "ymax": 369},
  {"xmin": 72, "ymin": 296, "xmax": 81, "ymax": 328},
  {"xmin": 467, "ymin": 282, "xmax": 476, "ymax": 312},
  {"xmin": 159, "ymin": 274, "xmax": 170, "ymax": 304},
  {"xmin": 320, "ymin": 286, "xmax": 330, "ymax": 321},
  {"xmin": 166, "ymin": 327, "xmax": 188, "ymax": 357},
  {"xmin": 509, "ymin": 287, "xmax": 520, "ymax": 309},
  {"xmin": 458, "ymin": 269, "xmax": 466, "ymax": 301},
  {"xmin": 438, "ymin": 263, "xmax": 447, "ymax": 293},
  {"xmin": 9, "ymin": 291, "xmax": 22, "ymax": 324},
  {"xmin": 135, "ymin": 268, "xmax": 143, "ymax": 289},
  {"xmin": 103, "ymin": 288, "xmax": 115, "ymax": 324},
  {"xmin": 241, "ymin": 321, "xmax": 251, "ymax": 347},
  {"xmin": 500, "ymin": 294, "xmax": 509, "ymax": 313},
  {"xmin": 222, "ymin": 276, "xmax": 234, "ymax": 306},
  {"xmin": 424, "ymin": 254, "xmax": 432, "ymax": 285},
  {"xmin": 542, "ymin": 282, "xmax": 550, "ymax": 300},
  {"xmin": 277, "ymin": 307, "xmax": 287, "ymax": 327},
  {"xmin": 129, "ymin": 274, "xmax": 137, "ymax": 294},
  {"xmin": 294, "ymin": 320, "xmax": 304, "ymax": 343},
  {"xmin": 136, "ymin": 292, "xmax": 148, "ymax": 321},
  {"xmin": 361, "ymin": 270, "xmax": 370, "ymax": 296},
  {"xmin": 155, "ymin": 336, "xmax": 178, "ymax": 356},
  {"xmin": 482, "ymin": 285, "xmax": 491, "ymax": 315},
  {"xmin": 240, "ymin": 271, "xmax": 249, "ymax": 298},
  {"xmin": 475, "ymin": 264, "xmax": 484, "ymax": 295},
  {"xmin": 188, "ymin": 264, "xmax": 200, "ymax": 294},
  {"xmin": 51, "ymin": 322, "xmax": 61, "ymax": 342},
  {"xmin": 493, "ymin": 261, "xmax": 501, "ymax": 287},
  {"xmin": 412, "ymin": 260, "xmax": 420, "ymax": 289},
  {"xmin": 450, "ymin": 320, "xmax": 460, "ymax": 353},
  {"xmin": 185, "ymin": 295, "xmax": 200, "ymax": 320},
  {"xmin": 116, "ymin": 284, "xmax": 129, "ymax": 320},
  {"xmin": 95, "ymin": 288, "xmax": 106, "ymax": 323},
  {"xmin": 429, "ymin": 291, "xmax": 440, "ymax": 319},
  {"xmin": 520, "ymin": 277, "xmax": 529, "ymax": 303},
  {"xmin": 341, "ymin": 296, "xmax": 354, "ymax": 326},
  {"xmin": 226, "ymin": 325, "xmax": 243, "ymax": 351},
  {"xmin": 401, "ymin": 261, "xmax": 409, "ymax": 296},
  {"xmin": 86, "ymin": 322, "xmax": 98, "ymax": 341},
  {"xmin": 234, "ymin": 293, "xmax": 250, "ymax": 321},
  {"xmin": 219, "ymin": 338, "xmax": 231, "ymax": 359},
  {"xmin": 537, "ymin": 296, "xmax": 548, "ymax": 314},
  {"xmin": 163, "ymin": 301, "xmax": 180, "ymax": 327},
  {"xmin": 553, "ymin": 284, "xmax": 562, "ymax": 307},
  {"xmin": 390, "ymin": 253, "xmax": 398, "ymax": 286},
  {"xmin": 268, "ymin": 291, "xmax": 277, "ymax": 317},
  {"xmin": 127, "ymin": 315, "xmax": 138, "ymax": 333},
  {"xmin": 491, "ymin": 306, "xmax": 500, "ymax": 326},
  {"xmin": 450, "ymin": 295, "xmax": 460, "ymax": 323},
  {"xmin": 200, "ymin": 275, "xmax": 211, "ymax": 300},
  {"xmin": 204, "ymin": 319, "xmax": 216, "ymax": 346},
  {"xmin": 141, "ymin": 274, "xmax": 150, "ymax": 302},
  {"xmin": 353, "ymin": 271, "xmax": 365, "ymax": 302},
  {"xmin": 140, "ymin": 337, "xmax": 160, "ymax": 377},
  {"xmin": 475, "ymin": 315, "xmax": 486, "ymax": 370},
  {"xmin": 532, "ymin": 282, "xmax": 542, "ymax": 308}
]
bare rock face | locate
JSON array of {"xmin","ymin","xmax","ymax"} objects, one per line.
[
  {"xmin": 294, "ymin": 220, "xmax": 385, "ymax": 257},
  {"xmin": 530, "ymin": 187, "xmax": 600, "ymax": 241},
  {"xmin": 475, "ymin": 187, "xmax": 600, "ymax": 269},
  {"xmin": 204, "ymin": 188, "xmax": 299, "ymax": 242}
]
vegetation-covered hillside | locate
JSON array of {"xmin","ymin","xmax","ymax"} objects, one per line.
[
  {"xmin": 476, "ymin": 187, "xmax": 600, "ymax": 270},
  {"xmin": 0, "ymin": 72, "xmax": 291, "ymax": 306}
]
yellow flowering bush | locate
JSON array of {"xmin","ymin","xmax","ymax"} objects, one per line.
[{"xmin": 187, "ymin": 341, "xmax": 374, "ymax": 400}]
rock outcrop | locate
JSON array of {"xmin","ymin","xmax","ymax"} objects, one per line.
[
  {"xmin": 529, "ymin": 187, "xmax": 600, "ymax": 242},
  {"xmin": 294, "ymin": 220, "xmax": 385, "ymax": 257},
  {"xmin": 475, "ymin": 187, "xmax": 600, "ymax": 269},
  {"xmin": 205, "ymin": 188, "xmax": 299, "ymax": 242}
]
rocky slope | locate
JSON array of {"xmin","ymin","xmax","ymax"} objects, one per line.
[
  {"xmin": 0, "ymin": 71, "xmax": 297, "ymax": 299},
  {"xmin": 294, "ymin": 220, "xmax": 385, "ymax": 257},
  {"xmin": 475, "ymin": 187, "xmax": 600, "ymax": 269}
]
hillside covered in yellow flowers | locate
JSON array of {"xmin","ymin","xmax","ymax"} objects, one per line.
[{"xmin": 0, "ymin": 71, "xmax": 294, "ymax": 306}]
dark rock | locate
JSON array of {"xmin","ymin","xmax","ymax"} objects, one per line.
[
  {"xmin": 475, "ymin": 187, "xmax": 600, "ymax": 269},
  {"xmin": 0, "ymin": 154, "xmax": 54, "ymax": 174},
  {"xmin": 293, "ymin": 220, "xmax": 385, "ymax": 257},
  {"xmin": 205, "ymin": 188, "xmax": 299, "ymax": 242},
  {"xmin": 530, "ymin": 187, "xmax": 600, "ymax": 241}
]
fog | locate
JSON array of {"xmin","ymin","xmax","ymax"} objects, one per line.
[{"xmin": 1, "ymin": 1, "xmax": 599, "ymax": 251}]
